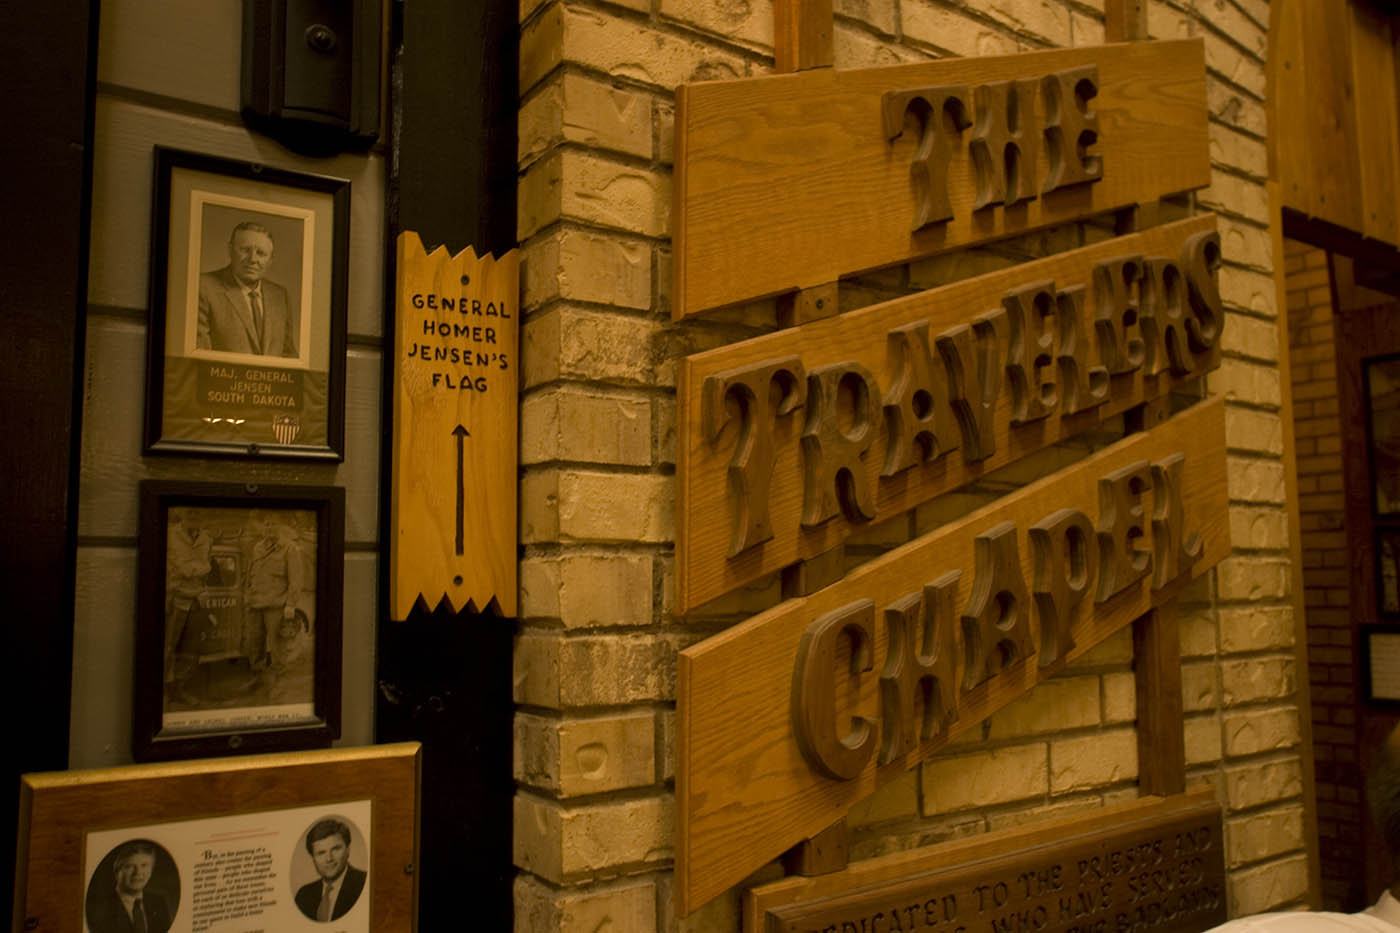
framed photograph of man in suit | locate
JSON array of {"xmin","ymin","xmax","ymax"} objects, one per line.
[{"xmin": 144, "ymin": 148, "xmax": 349, "ymax": 460}]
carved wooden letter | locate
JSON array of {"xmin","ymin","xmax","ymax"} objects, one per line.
[
  {"xmin": 801, "ymin": 362, "xmax": 878, "ymax": 527},
  {"xmin": 1029, "ymin": 508, "xmax": 1095, "ymax": 667},
  {"xmin": 703, "ymin": 357, "xmax": 807, "ymax": 556},
  {"xmin": 878, "ymin": 571, "xmax": 961, "ymax": 764},
  {"xmin": 936, "ymin": 308, "xmax": 1007, "ymax": 462},
  {"xmin": 793, "ymin": 600, "xmax": 876, "ymax": 781},
  {"xmin": 1180, "ymin": 230, "xmax": 1224, "ymax": 368},
  {"xmin": 1092, "ymin": 256, "xmax": 1146, "ymax": 375},
  {"xmin": 961, "ymin": 521, "xmax": 1032, "ymax": 691},
  {"xmin": 882, "ymin": 320, "xmax": 959, "ymax": 476},
  {"xmin": 1151, "ymin": 453, "xmax": 1203, "ymax": 590},
  {"xmin": 1041, "ymin": 66, "xmax": 1102, "ymax": 193},
  {"xmin": 970, "ymin": 80, "xmax": 1039, "ymax": 210},
  {"xmin": 1003, "ymin": 280, "xmax": 1059, "ymax": 424},
  {"xmin": 883, "ymin": 86, "xmax": 973, "ymax": 230},
  {"xmin": 1095, "ymin": 460, "xmax": 1153, "ymax": 603},
  {"xmin": 1140, "ymin": 257, "xmax": 1198, "ymax": 378},
  {"xmin": 1055, "ymin": 285, "xmax": 1109, "ymax": 415}
]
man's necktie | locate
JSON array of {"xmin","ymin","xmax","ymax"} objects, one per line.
[
  {"xmin": 250, "ymin": 289, "xmax": 265, "ymax": 351},
  {"xmin": 132, "ymin": 896, "xmax": 148, "ymax": 933},
  {"xmin": 318, "ymin": 882, "xmax": 334, "ymax": 922}
]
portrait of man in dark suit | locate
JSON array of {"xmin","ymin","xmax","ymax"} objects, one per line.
[
  {"xmin": 197, "ymin": 220, "xmax": 299, "ymax": 358},
  {"xmin": 294, "ymin": 818, "xmax": 366, "ymax": 922},
  {"xmin": 84, "ymin": 840, "xmax": 177, "ymax": 933}
]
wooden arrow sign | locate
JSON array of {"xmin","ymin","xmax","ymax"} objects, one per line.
[{"xmin": 390, "ymin": 232, "xmax": 518, "ymax": 619}]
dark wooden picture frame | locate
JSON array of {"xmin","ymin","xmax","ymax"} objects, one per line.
[
  {"xmin": 144, "ymin": 147, "xmax": 349, "ymax": 460},
  {"xmin": 1363, "ymin": 624, "xmax": 1400, "ymax": 705},
  {"xmin": 134, "ymin": 481, "xmax": 344, "ymax": 761},
  {"xmin": 1380, "ymin": 525, "xmax": 1400, "ymax": 618},
  {"xmin": 1365, "ymin": 352, "xmax": 1400, "ymax": 517}
]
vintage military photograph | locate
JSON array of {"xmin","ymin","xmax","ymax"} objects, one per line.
[
  {"xmin": 161, "ymin": 503, "xmax": 319, "ymax": 728},
  {"xmin": 144, "ymin": 148, "xmax": 349, "ymax": 460},
  {"xmin": 134, "ymin": 482, "xmax": 344, "ymax": 761}
]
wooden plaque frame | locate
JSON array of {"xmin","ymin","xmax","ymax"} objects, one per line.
[{"xmin": 13, "ymin": 743, "xmax": 420, "ymax": 933}]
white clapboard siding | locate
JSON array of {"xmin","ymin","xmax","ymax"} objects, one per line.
[
  {"xmin": 69, "ymin": 547, "xmax": 379, "ymax": 768},
  {"xmin": 69, "ymin": 547, "xmax": 139, "ymax": 769},
  {"xmin": 98, "ymin": 0, "xmax": 242, "ymax": 113},
  {"xmin": 78, "ymin": 316, "xmax": 382, "ymax": 544},
  {"xmin": 88, "ymin": 96, "xmax": 386, "ymax": 340}
]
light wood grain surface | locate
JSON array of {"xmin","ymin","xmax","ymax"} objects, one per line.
[
  {"xmin": 389, "ymin": 234, "xmax": 518, "ymax": 619},
  {"xmin": 677, "ymin": 398, "xmax": 1231, "ymax": 914},
  {"xmin": 673, "ymin": 39, "xmax": 1208, "ymax": 319},
  {"xmin": 677, "ymin": 215, "xmax": 1219, "ymax": 613}
]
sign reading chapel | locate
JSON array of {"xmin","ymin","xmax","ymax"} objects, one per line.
[
  {"xmin": 389, "ymin": 233, "xmax": 519, "ymax": 619},
  {"xmin": 670, "ymin": 34, "xmax": 1226, "ymax": 923}
]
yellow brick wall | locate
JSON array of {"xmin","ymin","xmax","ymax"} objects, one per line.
[{"xmin": 514, "ymin": 1, "xmax": 1306, "ymax": 929}]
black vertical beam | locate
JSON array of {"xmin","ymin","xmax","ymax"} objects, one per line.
[
  {"xmin": 379, "ymin": 0, "xmax": 518, "ymax": 928},
  {"xmin": 0, "ymin": 0, "xmax": 96, "ymax": 919}
]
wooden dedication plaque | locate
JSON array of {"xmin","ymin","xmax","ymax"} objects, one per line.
[
  {"xmin": 390, "ymin": 233, "xmax": 519, "ymax": 619},
  {"xmin": 747, "ymin": 789, "xmax": 1226, "ymax": 933},
  {"xmin": 673, "ymin": 39, "xmax": 1208, "ymax": 319}
]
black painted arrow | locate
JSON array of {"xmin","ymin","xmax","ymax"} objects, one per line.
[{"xmin": 453, "ymin": 425, "xmax": 469, "ymax": 555}]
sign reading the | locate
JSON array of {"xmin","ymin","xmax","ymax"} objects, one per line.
[
  {"xmin": 673, "ymin": 39, "xmax": 1208, "ymax": 319},
  {"xmin": 677, "ymin": 399, "xmax": 1230, "ymax": 913},
  {"xmin": 747, "ymin": 790, "xmax": 1226, "ymax": 933},
  {"xmin": 390, "ymin": 232, "xmax": 519, "ymax": 619}
]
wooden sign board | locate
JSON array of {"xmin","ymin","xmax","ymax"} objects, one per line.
[
  {"xmin": 14, "ymin": 744, "xmax": 420, "ymax": 933},
  {"xmin": 747, "ymin": 788, "xmax": 1226, "ymax": 933},
  {"xmin": 677, "ymin": 214, "xmax": 1223, "ymax": 613},
  {"xmin": 677, "ymin": 398, "xmax": 1231, "ymax": 913},
  {"xmin": 673, "ymin": 39, "xmax": 1208, "ymax": 319},
  {"xmin": 390, "ymin": 233, "xmax": 519, "ymax": 619}
]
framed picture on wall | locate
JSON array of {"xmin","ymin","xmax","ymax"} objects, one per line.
[
  {"xmin": 14, "ymin": 744, "xmax": 419, "ymax": 932},
  {"xmin": 144, "ymin": 147, "xmax": 349, "ymax": 460},
  {"xmin": 1380, "ymin": 526, "xmax": 1400, "ymax": 617},
  {"xmin": 1363, "ymin": 625, "xmax": 1400, "ymax": 705},
  {"xmin": 1366, "ymin": 352, "xmax": 1400, "ymax": 517},
  {"xmin": 134, "ymin": 481, "xmax": 344, "ymax": 762}
]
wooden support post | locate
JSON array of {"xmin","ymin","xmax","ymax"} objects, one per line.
[
  {"xmin": 773, "ymin": 0, "xmax": 842, "ymax": 877},
  {"xmin": 782, "ymin": 544, "xmax": 847, "ymax": 599},
  {"xmin": 1134, "ymin": 602, "xmax": 1187, "ymax": 796},
  {"xmin": 775, "ymin": 0, "xmax": 834, "ymax": 73},
  {"xmin": 782, "ymin": 817, "xmax": 850, "ymax": 876},
  {"xmin": 777, "ymin": 281, "xmax": 839, "ymax": 328},
  {"xmin": 1105, "ymin": 0, "xmax": 1149, "ymax": 43}
]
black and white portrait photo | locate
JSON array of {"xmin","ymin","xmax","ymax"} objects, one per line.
[
  {"xmin": 144, "ymin": 148, "xmax": 349, "ymax": 459},
  {"xmin": 290, "ymin": 816, "xmax": 369, "ymax": 923},
  {"xmin": 84, "ymin": 839, "xmax": 180, "ymax": 933},
  {"xmin": 195, "ymin": 205, "xmax": 306, "ymax": 360}
]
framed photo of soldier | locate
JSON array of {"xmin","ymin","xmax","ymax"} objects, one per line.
[
  {"xmin": 134, "ymin": 481, "xmax": 345, "ymax": 762},
  {"xmin": 15, "ymin": 745, "xmax": 417, "ymax": 933},
  {"xmin": 143, "ymin": 147, "xmax": 349, "ymax": 460}
]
